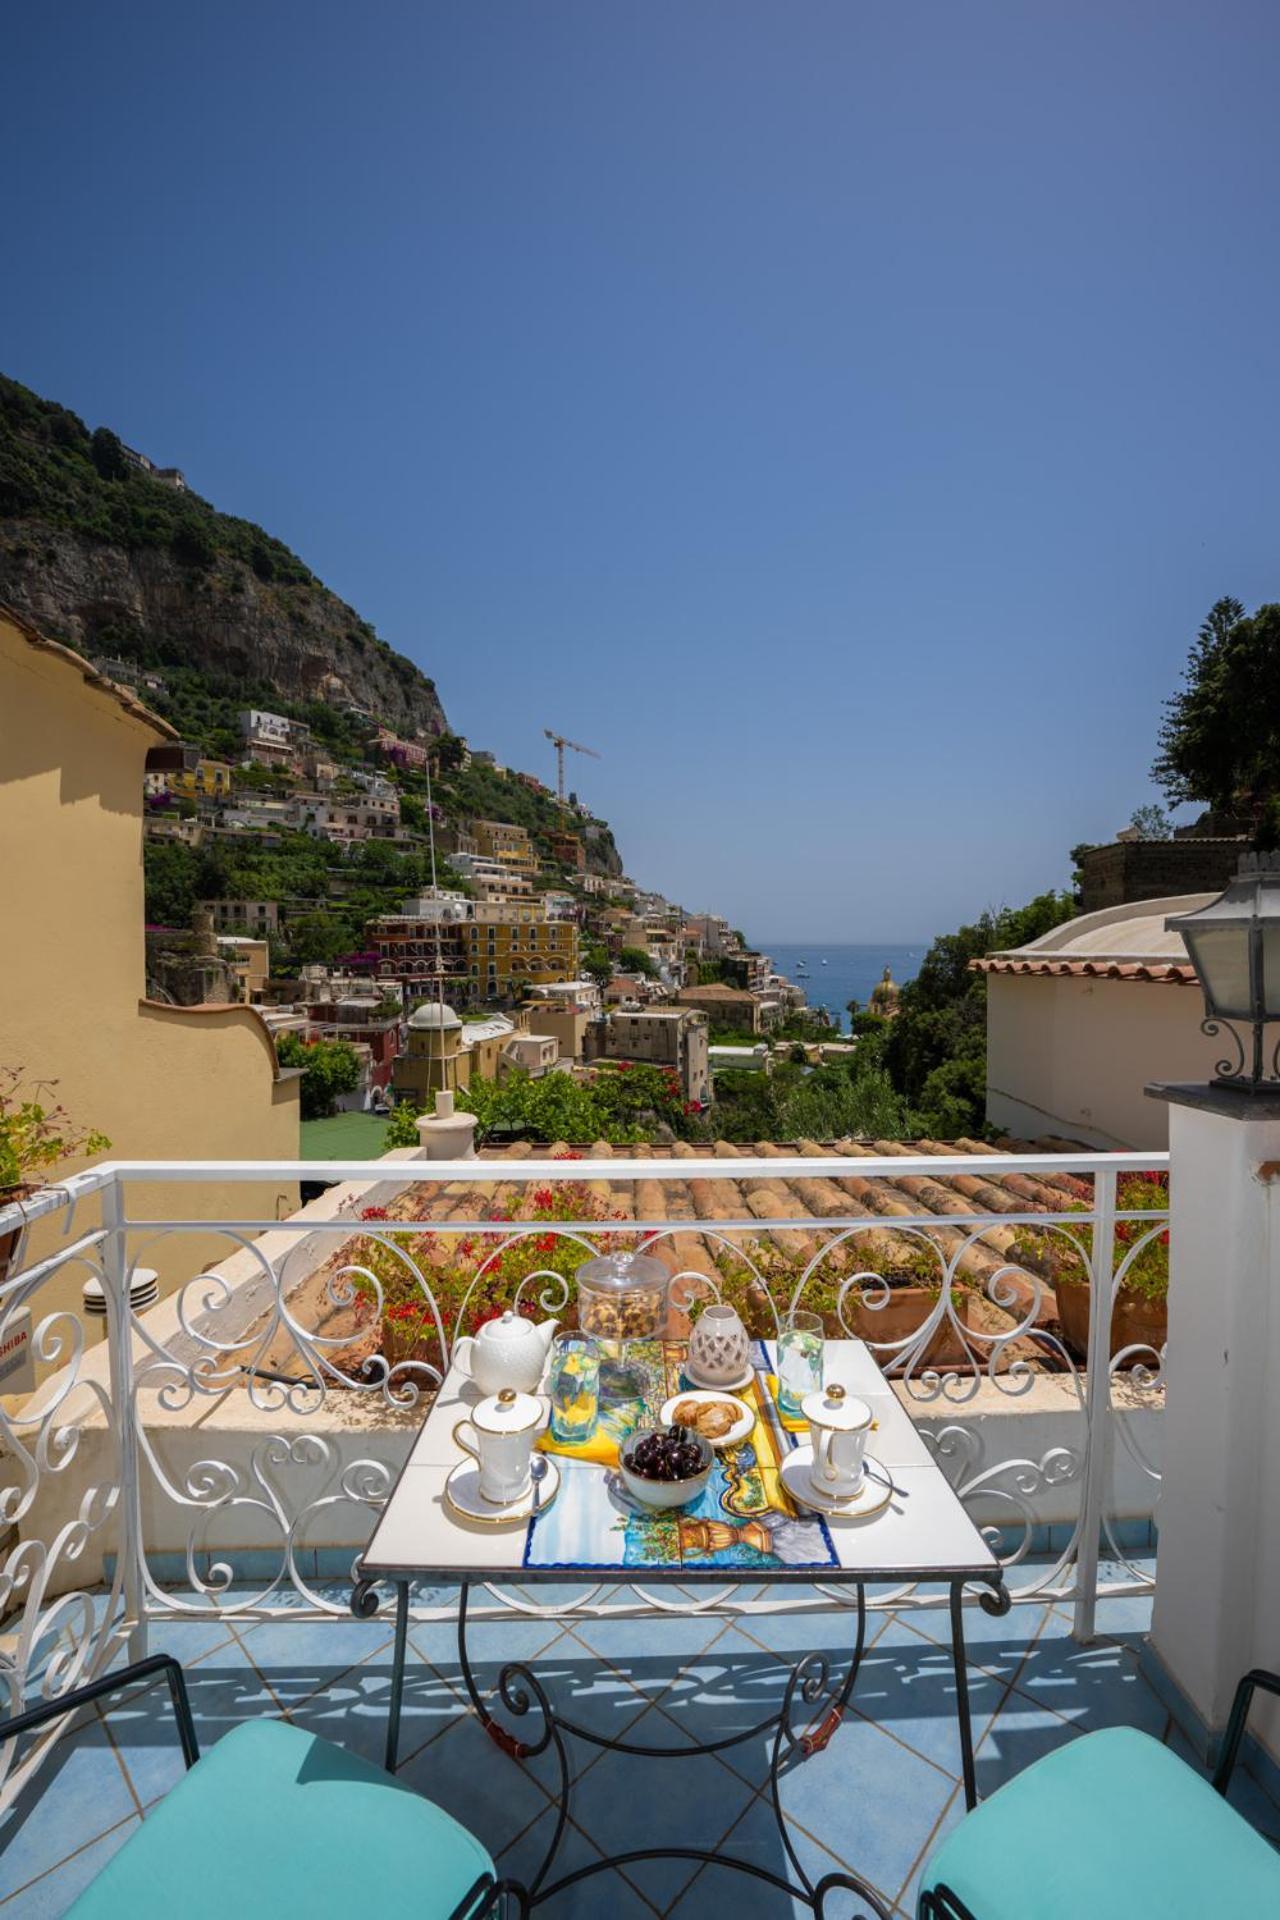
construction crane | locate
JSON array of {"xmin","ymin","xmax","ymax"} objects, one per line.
[{"xmin": 543, "ymin": 728, "xmax": 601, "ymax": 811}]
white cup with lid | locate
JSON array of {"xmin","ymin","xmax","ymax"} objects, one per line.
[
  {"xmin": 454, "ymin": 1388, "xmax": 547, "ymax": 1506},
  {"xmin": 801, "ymin": 1382, "xmax": 874, "ymax": 1500}
]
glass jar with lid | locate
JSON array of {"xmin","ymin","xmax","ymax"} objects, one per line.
[{"xmin": 575, "ymin": 1252, "xmax": 670, "ymax": 1400}]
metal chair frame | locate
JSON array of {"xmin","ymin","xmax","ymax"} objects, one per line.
[{"xmin": 916, "ymin": 1668, "xmax": 1280, "ymax": 1920}]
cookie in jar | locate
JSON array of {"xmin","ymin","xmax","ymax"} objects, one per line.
[{"xmin": 575, "ymin": 1251, "xmax": 670, "ymax": 1347}]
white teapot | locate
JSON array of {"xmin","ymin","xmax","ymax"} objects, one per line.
[{"xmin": 452, "ymin": 1311, "xmax": 559, "ymax": 1396}]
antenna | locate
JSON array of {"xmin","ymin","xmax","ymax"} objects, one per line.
[{"xmin": 542, "ymin": 728, "xmax": 601, "ymax": 811}]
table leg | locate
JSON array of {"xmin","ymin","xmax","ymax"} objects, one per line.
[
  {"xmin": 949, "ymin": 1581, "xmax": 980, "ymax": 1810},
  {"xmin": 384, "ymin": 1578, "xmax": 410, "ymax": 1774}
]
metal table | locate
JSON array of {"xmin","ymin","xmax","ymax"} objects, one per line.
[{"xmin": 353, "ymin": 1340, "xmax": 1007, "ymax": 1917}]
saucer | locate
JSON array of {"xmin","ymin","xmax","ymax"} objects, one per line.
[
  {"xmin": 660, "ymin": 1390, "xmax": 754, "ymax": 1449},
  {"xmin": 780, "ymin": 1446, "xmax": 893, "ymax": 1520},
  {"xmin": 683, "ymin": 1360, "xmax": 754, "ymax": 1393},
  {"xmin": 443, "ymin": 1456, "xmax": 561, "ymax": 1526}
]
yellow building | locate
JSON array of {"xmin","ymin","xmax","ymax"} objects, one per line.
[
  {"xmin": 144, "ymin": 747, "xmax": 233, "ymax": 802},
  {"xmin": 217, "ymin": 936, "xmax": 271, "ymax": 1003},
  {"xmin": 460, "ymin": 911, "xmax": 578, "ymax": 995},
  {"xmin": 473, "ymin": 818, "xmax": 538, "ymax": 879},
  {"xmin": 173, "ymin": 758, "xmax": 233, "ymax": 801},
  {"xmin": 392, "ymin": 1005, "xmax": 526, "ymax": 1101},
  {"xmin": 0, "ymin": 604, "xmax": 300, "ymax": 1320}
]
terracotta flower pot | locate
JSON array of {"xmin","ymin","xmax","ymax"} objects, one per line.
[
  {"xmin": 1055, "ymin": 1276, "xmax": 1167, "ymax": 1368},
  {"xmin": 827, "ymin": 1278, "xmax": 978, "ymax": 1370}
]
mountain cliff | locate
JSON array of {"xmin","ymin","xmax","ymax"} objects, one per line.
[{"xmin": 0, "ymin": 374, "xmax": 447, "ymax": 740}]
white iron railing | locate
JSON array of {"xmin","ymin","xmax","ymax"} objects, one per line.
[{"xmin": 0, "ymin": 1150, "xmax": 1167, "ymax": 1804}]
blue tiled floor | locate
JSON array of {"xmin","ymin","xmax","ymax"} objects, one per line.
[{"xmin": 3, "ymin": 1576, "xmax": 1278, "ymax": 1917}]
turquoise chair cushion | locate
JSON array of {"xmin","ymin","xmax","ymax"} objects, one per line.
[
  {"xmin": 921, "ymin": 1726, "xmax": 1280, "ymax": 1918},
  {"xmin": 68, "ymin": 1717, "xmax": 495, "ymax": 1919}
]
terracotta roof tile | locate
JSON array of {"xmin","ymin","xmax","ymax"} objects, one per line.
[{"xmin": 971, "ymin": 956, "xmax": 1197, "ymax": 984}]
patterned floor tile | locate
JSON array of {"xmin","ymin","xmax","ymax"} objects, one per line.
[
  {"xmin": 641, "ymin": 1624, "xmax": 795, "ymax": 1771},
  {"xmin": 0, "ymin": 1818, "xmax": 138, "ymax": 1917},
  {"xmin": 498, "ymin": 1805, "xmax": 660, "ymax": 1916},
  {"xmin": 894, "ymin": 1781, "xmax": 964, "ymax": 1914},
  {"xmin": 568, "ymin": 1709, "xmax": 758, "ymax": 1909},
  {"xmin": 666, "ymin": 1784, "xmax": 881, "ymax": 1917},
  {"xmin": 408, "ymin": 1604, "xmax": 565, "ymax": 1683},
  {"xmin": 289, "ymin": 1658, "xmax": 460, "ymax": 1769},
  {"xmin": 971, "ymin": 1685, "xmax": 1084, "ymax": 1797},
  {"xmin": 99, "ymin": 1673, "xmax": 197, "ymax": 1811},
  {"xmin": 568, "ymin": 1604, "xmax": 729, "ymax": 1682},
  {"xmin": 847, "ymin": 1631, "xmax": 1003, "ymax": 1778},
  {"xmin": 0, "ymin": 1720, "xmax": 135, "ymax": 1897},
  {"xmin": 735, "ymin": 1595, "xmax": 875, "ymax": 1665},
  {"xmin": 897, "ymin": 1594, "xmax": 1052, "ymax": 1683},
  {"xmin": 1010, "ymin": 1633, "xmax": 1168, "ymax": 1738},
  {"xmin": 167, "ymin": 1637, "xmax": 282, "ymax": 1753},
  {"xmin": 395, "ymin": 1708, "xmax": 556, "ymax": 1861},
  {"xmin": 774, "ymin": 1708, "xmax": 957, "ymax": 1902},
  {"xmin": 133, "ymin": 1609, "xmax": 238, "ymax": 1669},
  {"xmin": 234, "ymin": 1608, "xmax": 393, "ymax": 1683},
  {"xmin": 1061, "ymin": 1560, "xmax": 1156, "ymax": 1644}
]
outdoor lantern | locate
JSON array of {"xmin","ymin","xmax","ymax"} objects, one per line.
[{"xmin": 1166, "ymin": 853, "xmax": 1280, "ymax": 1090}]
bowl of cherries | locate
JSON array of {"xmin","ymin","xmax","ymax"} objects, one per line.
[{"xmin": 619, "ymin": 1424, "xmax": 714, "ymax": 1510}]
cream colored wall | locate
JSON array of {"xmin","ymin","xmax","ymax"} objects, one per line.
[
  {"xmin": 1, "ymin": 615, "xmax": 299, "ymax": 1322},
  {"xmin": 985, "ymin": 973, "xmax": 1220, "ymax": 1149}
]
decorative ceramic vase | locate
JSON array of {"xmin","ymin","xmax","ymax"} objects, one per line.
[{"xmin": 686, "ymin": 1303, "xmax": 750, "ymax": 1386}]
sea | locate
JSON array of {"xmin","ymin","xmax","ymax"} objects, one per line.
[{"xmin": 765, "ymin": 942, "xmax": 925, "ymax": 1033}]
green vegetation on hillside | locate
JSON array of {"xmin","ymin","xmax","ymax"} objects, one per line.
[
  {"xmin": 146, "ymin": 833, "xmax": 466, "ymax": 965},
  {"xmin": 1, "ymin": 374, "xmax": 318, "ymax": 583},
  {"xmin": 436, "ymin": 760, "xmax": 620, "ymax": 871},
  {"xmin": 881, "ymin": 890, "xmax": 1077, "ymax": 1137}
]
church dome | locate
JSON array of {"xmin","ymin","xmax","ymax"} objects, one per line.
[
  {"xmin": 869, "ymin": 966, "xmax": 900, "ymax": 1012},
  {"xmin": 408, "ymin": 1000, "xmax": 462, "ymax": 1032}
]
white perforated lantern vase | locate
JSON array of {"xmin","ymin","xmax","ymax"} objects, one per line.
[{"xmin": 686, "ymin": 1302, "xmax": 751, "ymax": 1388}]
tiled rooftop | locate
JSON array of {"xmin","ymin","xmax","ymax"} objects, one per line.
[
  {"xmin": 359, "ymin": 1134, "xmax": 1109, "ymax": 1362},
  {"xmin": 5, "ymin": 1566, "xmax": 1278, "ymax": 1916}
]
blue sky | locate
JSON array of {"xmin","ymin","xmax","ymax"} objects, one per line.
[{"xmin": 6, "ymin": 2, "xmax": 1279, "ymax": 943}]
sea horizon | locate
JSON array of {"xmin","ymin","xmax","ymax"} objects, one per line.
[{"xmin": 764, "ymin": 940, "xmax": 925, "ymax": 1033}]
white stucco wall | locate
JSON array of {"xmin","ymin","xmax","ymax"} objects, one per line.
[{"xmin": 986, "ymin": 974, "xmax": 1221, "ymax": 1149}]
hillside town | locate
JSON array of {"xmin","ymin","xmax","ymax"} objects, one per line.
[{"xmin": 131, "ymin": 680, "xmax": 837, "ymax": 1122}]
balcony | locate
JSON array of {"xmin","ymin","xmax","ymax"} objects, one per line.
[{"xmin": 0, "ymin": 1148, "xmax": 1275, "ymax": 1913}]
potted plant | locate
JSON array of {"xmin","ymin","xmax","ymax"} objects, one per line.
[
  {"xmin": 715, "ymin": 1236, "xmax": 977, "ymax": 1369},
  {"xmin": 0, "ymin": 1071, "xmax": 111, "ymax": 1284},
  {"xmin": 1011, "ymin": 1172, "xmax": 1168, "ymax": 1366}
]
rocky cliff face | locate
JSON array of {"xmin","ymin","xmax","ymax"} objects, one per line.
[{"xmin": 0, "ymin": 522, "xmax": 448, "ymax": 740}]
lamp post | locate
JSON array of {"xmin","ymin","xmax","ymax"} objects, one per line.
[{"xmin": 1165, "ymin": 852, "xmax": 1280, "ymax": 1090}]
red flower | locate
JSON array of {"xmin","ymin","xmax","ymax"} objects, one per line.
[
  {"xmin": 535, "ymin": 1233, "xmax": 556, "ymax": 1255},
  {"xmin": 554, "ymin": 1149, "xmax": 584, "ymax": 1161},
  {"xmin": 533, "ymin": 1187, "xmax": 555, "ymax": 1210},
  {"xmin": 362, "ymin": 1206, "xmax": 390, "ymax": 1221}
]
